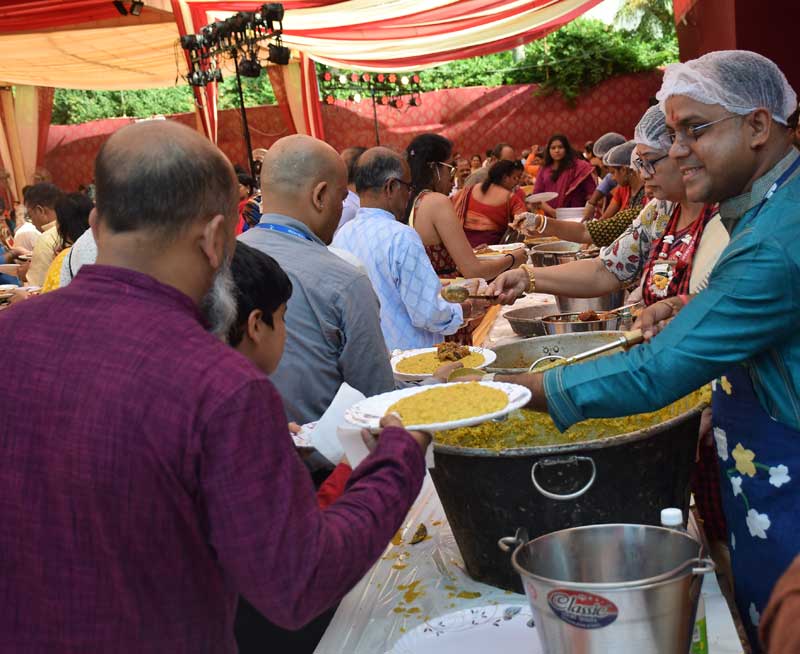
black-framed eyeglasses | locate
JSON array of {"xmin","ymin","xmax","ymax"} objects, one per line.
[
  {"xmin": 666, "ymin": 114, "xmax": 741, "ymax": 145},
  {"xmin": 632, "ymin": 153, "xmax": 669, "ymax": 177}
]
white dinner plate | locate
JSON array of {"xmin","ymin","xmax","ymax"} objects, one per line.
[
  {"xmin": 387, "ymin": 604, "xmax": 541, "ymax": 654},
  {"xmin": 486, "ymin": 243, "xmax": 526, "ymax": 253},
  {"xmin": 390, "ymin": 346, "xmax": 496, "ymax": 382},
  {"xmin": 344, "ymin": 381, "xmax": 531, "ymax": 432},
  {"xmin": 525, "ymin": 191, "xmax": 559, "ymax": 204}
]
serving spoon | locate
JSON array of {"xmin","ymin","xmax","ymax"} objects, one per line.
[{"xmin": 528, "ymin": 329, "xmax": 644, "ymax": 372}]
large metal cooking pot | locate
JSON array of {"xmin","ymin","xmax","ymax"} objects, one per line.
[
  {"xmin": 431, "ymin": 405, "xmax": 704, "ymax": 592},
  {"xmin": 529, "ymin": 241, "xmax": 582, "ymax": 267},
  {"xmin": 542, "ymin": 312, "xmax": 620, "ymax": 335},
  {"xmin": 488, "ymin": 331, "xmax": 624, "ymax": 374},
  {"xmin": 555, "ymin": 289, "xmax": 625, "ymax": 314}
]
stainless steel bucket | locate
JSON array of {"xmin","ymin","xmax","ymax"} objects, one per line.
[
  {"xmin": 500, "ymin": 524, "xmax": 715, "ymax": 654},
  {"xmin": 529, "ymin": 241, "xmax": 582, "ymax": 267}
]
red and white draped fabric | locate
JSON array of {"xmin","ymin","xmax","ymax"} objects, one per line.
[
  {"xmin": 0, "ymin": 0, "xmax": 602, "ymax": 144},
  {"xmin": 673, "ymin": 0, "xmax": 701, "ymax": 24}
]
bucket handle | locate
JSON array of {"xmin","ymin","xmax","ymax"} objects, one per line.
[
  {"xmin": 498, "ymin": 527, "xmax": 530, "ymax": 553},
  {"xmin": 531, "ymin": 456, "xmax": 596, "ymax": 501},
  {"xmin": 692, "ymin": 558, "xmax": 716, "ymax": 576}
]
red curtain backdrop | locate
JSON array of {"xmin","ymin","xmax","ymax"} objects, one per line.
[
  {"xmin": 44, "ymin": 71, "xmax": 662, "ymax": 191},
  {"xmin": 36, "ymin": 87, "xmax": 55, "ymax": 170}
]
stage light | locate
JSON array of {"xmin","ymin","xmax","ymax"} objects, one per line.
[
  {"xmin": 130, "ymin": 1, "xmax": 144, "ymax": 16},
  {"xmin": 112, "ymin": 1, "xmax": 128, "ymax": 16},
  {"xmin": 238, "ymin": 55, "xmax": 262, "ymax": 78},
  {"xmin": 267, "ymin": 42, "xmax": 291, "ymax": 65},
  {"xmin": 400, "ymin": 75, "xmax": 409, "ymax": 85}
]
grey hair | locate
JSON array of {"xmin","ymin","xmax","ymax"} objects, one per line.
[{"xmin": 353, "ymin": 150, "xmax": 405, "ymax": 193}]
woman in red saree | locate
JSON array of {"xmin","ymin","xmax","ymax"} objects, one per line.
[
  {"xmin": 533, "ymin": 133, "xmax": 597, "ymax": 217},
  {"xmin": 454, "ymin": 159, "xmax": 526, "ymax": 247}
]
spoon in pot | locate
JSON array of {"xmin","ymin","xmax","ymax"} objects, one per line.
[
  {"xmin": 440, "ymin": 285, "xmax": 501, "ymax": 303},
  {"xmin": 527, "ymin": 329, "xmax": 644, "ymax": 372}
]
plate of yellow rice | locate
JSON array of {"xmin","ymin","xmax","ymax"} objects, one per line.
[
  {"xmin": 344, "ymin": 381, "xmax": 532, "ymax": 432},
  {"xmin": 391, "ymin": 346, "xmax": 496, "ymax": 381}
]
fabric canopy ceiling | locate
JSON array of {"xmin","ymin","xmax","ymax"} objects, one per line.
[{"xmin": 0, "ymin": 0, "xmax": 603, "ymax": 88}]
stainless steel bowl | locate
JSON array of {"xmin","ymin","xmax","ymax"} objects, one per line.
[
  {"xmin": 555, "ymin": 289, "xmax": 625, "ymax": 314},
  {"xmin": 542, "ymin": 311, "xmax": 620, "ymax": 335},
  {"xmin": 502, "ymin": 304, "xmax": 553, "ymax": 337},
  {"xmin": 529, "ymin": 240, "xmax": 582, "ymax": 267},
  {"xmin": 487, "ymin": 331, "xmax": 626, "ymax": 374}
]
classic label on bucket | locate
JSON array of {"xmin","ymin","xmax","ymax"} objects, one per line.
[{"xmin": 547, "ymin": 589, "xmax": 618, "ymax": 629}]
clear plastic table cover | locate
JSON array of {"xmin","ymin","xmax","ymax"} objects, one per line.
[{"xmin": 313, "ymin": 475, "xmax": 527, "ymax": 654}]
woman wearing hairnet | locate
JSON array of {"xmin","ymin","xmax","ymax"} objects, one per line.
[
  {"xmin": 488, "ymin": 50, "xmax": 800, "ymax": 652},
  {"xmin": 512, "ymin": 106, "xmax": 728, "ymax": 302}
]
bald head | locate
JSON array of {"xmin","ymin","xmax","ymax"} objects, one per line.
[
  {"xmin": 95, "ymin": 121, "xmax": 237, "ymax": 238},
  {"xmin": 260, "ymin": 134, "xmax": 348, "ymax": 243}
]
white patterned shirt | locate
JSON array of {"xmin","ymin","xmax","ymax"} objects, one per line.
[{"xmin": 332, "ymin": 207, "xmax": 463, "ymax": 351}]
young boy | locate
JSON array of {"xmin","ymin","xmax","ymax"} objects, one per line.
[{"xmin": 226, "ymin": 241, "xmax": 351, "ymax": 507}]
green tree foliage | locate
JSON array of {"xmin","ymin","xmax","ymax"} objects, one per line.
[
  {"xmin": 51, "ymin": 15, "xmax": 676, "ymax": 124},
  {"xmin": 52, "ymin": 72, "xmax": 276, "ymax": 125}
]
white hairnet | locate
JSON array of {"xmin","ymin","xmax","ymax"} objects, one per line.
[
  {"xmin": 593, "ymin": 132, "xmax": 626, "ymax": 157},
  {"xmin": 657, "ymin": 50, "xmax": 797, "ymax": 125},
  {"xmin": 633, "ymin": 105, "xmax": 669, "ymax": 151},
  {"xmin": 602, "ymin": 140, "xmax": 636, "ymax": 167}
]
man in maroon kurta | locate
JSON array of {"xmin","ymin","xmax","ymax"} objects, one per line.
[{"xmin": 0, "ymin": 122, "xmax": 428, "ymax": 653}]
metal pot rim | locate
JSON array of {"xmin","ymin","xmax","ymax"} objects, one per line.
[
  {"xmin": 432, "ymin": 401, "xmax": 706, "ymax": 457},
  {"xmin": 509, "ymin": 523, "xmax": 709, "ymax": 590}
]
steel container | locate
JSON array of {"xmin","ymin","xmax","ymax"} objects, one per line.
[
  {"xmin": 541, "ymin": 312, "xmax": 620, "ymax": 335},
  {"xmin": 502, "ymin": 305, "xmax": 554, "ymax": 338},
  {"xmin": 488, "ymin": 331, "xmax": 624, "ymax": 374},
  {"xmin": 554, "ymin": 289, "xmax": 625, "ymax": 315},
  {"xmin": 500, "ymin": 524, "xmax": 715, "ymax": 654},
  {"xmin": 529, "ymin": 241, "xmax": 583, "ymax": 267}
]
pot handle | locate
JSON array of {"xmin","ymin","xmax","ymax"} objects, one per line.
[
  {"xmin": 692, "ymin": 557, "xmax": 716, "ymax": 576},
  {"xmin": 531, "ymin": 455, "xmax": 596, "ymax": 501},
  {"xmin": 498, "ymin": 527, "xmax": 530, "ymax": 553}
]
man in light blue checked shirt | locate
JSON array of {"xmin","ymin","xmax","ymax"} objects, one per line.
[{"xmin": 333, "ymin": 147, "xmax": 477, "ymax": 351}]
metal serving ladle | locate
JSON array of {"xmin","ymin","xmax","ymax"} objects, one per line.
[{"xmin": 528, "ymin": 329, "xmax": 644, "ymax": 372}]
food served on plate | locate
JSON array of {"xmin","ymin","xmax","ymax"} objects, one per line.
[
  {"xmin": 437, "ymin": 387, "xmax": 710, "ymax": 450},
  {"xmin": 386, "ymin": 382, "xmax": 508, "ymax": 425},
  {"xmin": 395, "ymin": 343, "xmax": 485, "ymax": 374}
]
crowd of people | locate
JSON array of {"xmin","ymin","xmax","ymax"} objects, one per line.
[{"xmin": 1, "ymin": 49, "xmax": 800, "ymax": 654}]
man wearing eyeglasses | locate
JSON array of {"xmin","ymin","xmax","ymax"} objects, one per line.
[
  {"xmin": 486, "ymin": 50, "xmax": 800, "ymax": 653},
  {"xmin": 333, "ymin": 147, "xmax": 479, "ymax": 351}
]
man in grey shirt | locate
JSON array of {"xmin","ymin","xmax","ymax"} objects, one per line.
[{"xmin": 240, "ymin": 134, "xmax": 394, "ymax": 425}]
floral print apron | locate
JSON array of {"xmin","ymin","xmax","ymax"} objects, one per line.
[{"xmin": 712, "ymin": 366, "xmax": 800, "ymax": 652}]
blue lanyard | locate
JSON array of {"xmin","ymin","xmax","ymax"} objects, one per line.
[
  {"xmin": 751, "ymin": 154, "xmax": 800, "ymax": 219},
  {"xmin": 255, "ymin": 222, "xmax": 314, "ymax": 242}
]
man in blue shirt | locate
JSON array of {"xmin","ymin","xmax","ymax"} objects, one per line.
[
  {"xmin": 489, "ymin": 51, "xmax": 799, "ymax": 652},
  {"xmin": 333, "ymin": 148, "xmax": 477, "ymax": 351}
]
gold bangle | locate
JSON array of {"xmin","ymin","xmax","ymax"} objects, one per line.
[{"xmin": 521, "ymin": 264, "xmax": 536, "ymax": 293}]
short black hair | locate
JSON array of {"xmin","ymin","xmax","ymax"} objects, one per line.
[
  {"xmin": 24, "ymin": 182, "xmax": 63, "ymax": 210},
  {"xmin": 55, "ymin": 193, "xmax": 93, "ymax": 248},
  {"xmin": 94, "ymin": 123, "xmax": 238, "ymax": 238},
  {"xmin": 342, "ymin": 146, "xmax": 368, "ymax": 185},
  {"xmin": 481, "ymin": 159, "xmax": 523, "ymax": 193},
  {"xmin": 227, "ymin": 241, "xmax": 293, "ymax": 347}
]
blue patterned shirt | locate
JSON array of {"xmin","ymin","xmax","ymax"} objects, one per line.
[
  {"xmin": 545, "ymin": 149, "xmax": 800, "ymax": 431},
  {"xmin": 332, "ymin": 207, "xmax": 463, "ymax": 351}
]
